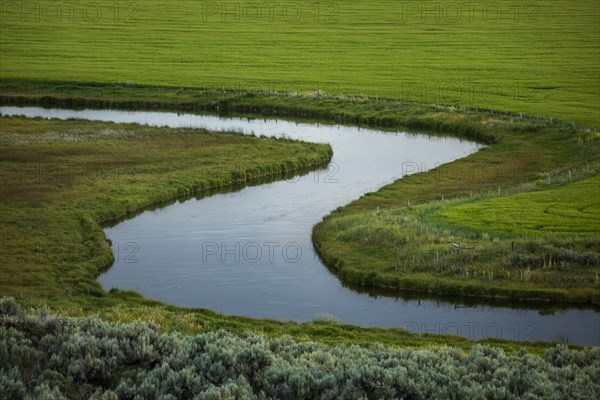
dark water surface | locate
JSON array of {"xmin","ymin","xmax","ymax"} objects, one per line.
[{"xmin": 2, "ymin": 106, "xmax": 598, "ymax": 345}]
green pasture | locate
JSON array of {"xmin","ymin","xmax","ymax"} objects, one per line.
[
  {"xmin": 0, "ymin": 0, "xmax": 598, "ymax": 126},
  {"xmin": 431, "ymin": 176, "xmax": 600, "ymax": 237}
]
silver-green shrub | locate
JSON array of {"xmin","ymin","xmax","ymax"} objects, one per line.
[{"xmin": 1, "ymin": 297, "xmax": 599, "ymax": 400}]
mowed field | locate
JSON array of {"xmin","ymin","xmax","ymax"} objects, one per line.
[
  {"xmin": 0, "ymin": 0, "xmax": 599, "ymax": 126},
  {"xmin": 431, "ymin": 176, "xmax": 600, "ymax": 236}
]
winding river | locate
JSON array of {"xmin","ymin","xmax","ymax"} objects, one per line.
[{"xmin": 2, "ymin": 106, "xmax": 598, "ymax": 345}]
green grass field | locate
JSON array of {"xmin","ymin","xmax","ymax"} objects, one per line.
[
  {"xmin": 431, "ymin": 176, "xmax": 600, "ymax": 237},
  {"xmin": 0, "ymin": 0, "xmax": 598, "ymax": 126}
]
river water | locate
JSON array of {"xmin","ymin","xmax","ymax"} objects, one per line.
[{"xmin": 2, "ymin": 106, "xmax": 598, "ymax": 345}]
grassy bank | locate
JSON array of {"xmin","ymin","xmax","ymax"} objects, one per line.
[
  {"xmin": 0, "ymin": 77, "xmax": 549, "ymax": 144},
  {"xmin": 1, "ymin": 1, "xmax": 598, "ymax": 126},
  {"xmin": 314, "ymin": 177, "xmax": 600, "ymax": 303},
  {"xmin": 0, "ymin": 115, "xmax": 332, "ymax": 297},
  {"xmin": 1, "ymin": 114, "xmax": 560, "ymax": 354},
  {"xmin": 312, "ymin": 113, "xmax": 600, "ymax": 303}
]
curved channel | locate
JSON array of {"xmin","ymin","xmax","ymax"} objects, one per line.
[{"xmin": 2, "ymin": 106, "xmax": 598, "ymax": 345}]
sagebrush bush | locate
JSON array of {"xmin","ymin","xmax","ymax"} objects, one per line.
[{"xmin": 1, "ymin": 297, "xmax": 599, "ymax": 399}]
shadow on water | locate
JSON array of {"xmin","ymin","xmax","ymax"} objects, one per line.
[
  {"xmin": 340, "ymin": 279, "xmax": 600, "ymax": 315},
  {"xmin": 103, "ymin": 165, "xmax": 330, "ymax": 229}
]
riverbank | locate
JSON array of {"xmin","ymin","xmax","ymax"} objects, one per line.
[
  {"xmin": 314, "ymin": 176, "xmax": 600, "ymax": 304},
  {"xmin": 4, "ymin": 80, "xmax": 597, "ymax": 303},
  {"xmin": 0, "ymin": 115, "xmax": 332, "ymax": 296},
  {"xmin": 1, "ymin": 81, "xmax": 598, "ymax": 351},
  {"xmin": 311, "ymin": 110, "xmax": 599, "ymax": 304},
  {"xmin": 0, "ymin": 113, "xmax": 553, "ymax": 354}
]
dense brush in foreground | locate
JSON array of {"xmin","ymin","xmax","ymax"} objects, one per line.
[{"xmin": 1, "ymin": 298, "xmax": 598, "ymax": 400}]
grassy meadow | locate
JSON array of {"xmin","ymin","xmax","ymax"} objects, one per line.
[{"xmin": 0, "ymin": 0, "xmax": 599, "ymax": 126}]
